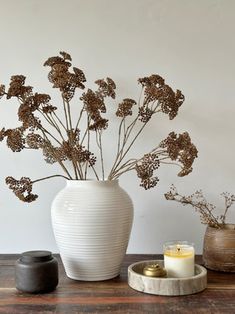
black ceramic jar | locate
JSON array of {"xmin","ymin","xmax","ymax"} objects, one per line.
[{"xmin": 15, "ymin": 250, "xmax": 58, "ymax": 293}]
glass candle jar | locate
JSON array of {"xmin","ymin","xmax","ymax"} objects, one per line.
[
  {"xmin": 15, "ymin": 250, "xmax": 58, "ymax": 293},
  {"xmin": 163, "ymin": 241, "xmax": 195, "ymax": 278}
]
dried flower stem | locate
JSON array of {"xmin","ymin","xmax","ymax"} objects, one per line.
[
  {"xmin": 95, "ymin": 130, "xmax": 104, "ymax": 180},
  {"xmin": 62, "ymin": 98, "xmax": 69, "ymax": 131},
  {"xmin": 72, "ymin": 160, "xmax": 79, "ymax": 180},
  {"xmin": 165, "ymin": 186, "xmax": 235, "ymax": 228},
  {"xmin": 53, "ymin": 112, "xmax": 67, "ymax": 132},
  {"xmin": 62, "ymin": 98, "xmax": 82, "ymax": 179},
  {"xmin": 65, "ymin": 99, "xmax": 73, "ymax": 131},
  {"xmin": 109, "ymin": 99, "xmax": 160, "ymax": 180},
  {"xmin": 109, "ymin": 120, "xmax": 147, "ymax": 179},
  {"xmin": 89, "ymin": 163, "xmax": 99, "ymax": 180},
  {"xmin": 99, "ymin": 132, "xmax": 105, "ymax": 180},
  {"xmin": 38, "ymin": 109, "xmax": 65, "ymax": 142},
  {"xmin": 117, "ymin": 118, "xmax": 125, "ymax": 157},
  {"xmin": 49, "ymin": 114, "xmax": 66, "ymax": 141},
  {"xmin": 112, "ymin": 164, "xmax": 136, "ymax": 179},
  {"xmin": 112, "ymin": 147, "xmax": 182, "ymax": 179},
  {"xmin": 40, "ymin": 129, "xmax": 72, "ymax": 179},
  {"xmin": 80, "ymin": 128, "xmax": 89, "ymax": 146},
  {"xmin": 84, "ymin": 116, "xmax": 90, "ymax": 180},
  {"xmin": 109, "ymin": 116, "xmax": 140, "ymax": 177},
  {"xmin": 75, "ymin": 105, "xmax": 85, "ymax": 130},
  {"xmin": 220, "ymin": 193, "xmax": 235, "ymax": 225},
  {"xmin": 160, "ymin": 160, "xmax": 183, "ymax": 168},
  {"xmin": 32, "ymin": 174, "xmax": 70, "ymax": 184}
]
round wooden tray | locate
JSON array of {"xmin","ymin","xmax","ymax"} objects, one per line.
[{"xmin": 128, "ymin": 260, "xmax": 207, "ymax": 296}]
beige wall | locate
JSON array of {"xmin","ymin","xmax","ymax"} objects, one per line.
[{"xmin": 0, "ymin": 0, "xmax": 235, "ymax": 253}]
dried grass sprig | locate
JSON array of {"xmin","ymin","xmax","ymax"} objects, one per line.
[
  {"xmin": 0, "ymin": 51, "xmax": 198, "ymax": 201},
  {"xmin": 165, "ymin": 185, "xmax": 235, "ymax": 228}
]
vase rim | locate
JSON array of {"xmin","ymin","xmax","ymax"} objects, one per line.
[
  {"xmin": 66, "ymin": 179, "xmax": 119, "ymax": 187},
  {"xmin": 208, "ymin": 223, "xmax": 235, "ymax": 230}
]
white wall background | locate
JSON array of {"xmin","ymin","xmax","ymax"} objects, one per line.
[{"xmin": 0, "ymin": 0, "xmax": 235, "ymax": 254}]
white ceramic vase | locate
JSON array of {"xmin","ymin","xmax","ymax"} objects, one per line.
[{"xmin": 51, "ymin": 180, "xmax": 133, "ymax": 281}]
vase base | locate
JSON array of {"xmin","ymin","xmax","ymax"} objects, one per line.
[
  {"xmin": 203, "ymin": 262, "xmax": 235, "ymax": 273},
  {"xmin": 66, "ymin": 272, "xmax": 120, "ymax": 281}
]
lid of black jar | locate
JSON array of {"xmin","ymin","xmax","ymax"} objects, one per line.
[{"xmin": 21, "ymin": 251, "xmax": 53, "ymax": 263}]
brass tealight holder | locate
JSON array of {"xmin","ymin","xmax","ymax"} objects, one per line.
[{"xmin": 143, "ymin": 263, "xmax": 167, "ymax": 278}]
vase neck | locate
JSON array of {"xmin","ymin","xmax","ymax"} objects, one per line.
[{"xmin": 66, "ymin": 179, "xmax": 119, "ymax": 188}]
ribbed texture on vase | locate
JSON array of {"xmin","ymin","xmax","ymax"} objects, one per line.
[{"xmin": 51, "ymin": 180, "xmax": 133, "ymax": 281}]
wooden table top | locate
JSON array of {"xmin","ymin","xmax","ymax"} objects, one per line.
[{"xmin": 0, "ymin": 254, "xmax": 235, "ymax": 313}]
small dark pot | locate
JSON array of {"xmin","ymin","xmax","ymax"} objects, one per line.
[
  {"xmin": 203, "ymin": 224, "xmax": 235, "ymax": 272},
  {"xmin": 15, "ymin": 250, "xmax": 58, "ymax": 293}
]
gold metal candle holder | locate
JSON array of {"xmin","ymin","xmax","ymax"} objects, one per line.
[{"xmin": 143, "ymin": 263, "xmax": 167, "ymax": 277}]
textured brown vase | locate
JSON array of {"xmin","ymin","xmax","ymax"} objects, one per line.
[{"xmin": 203, "ymin": 224, "xmax": 235, "ymax": 272}]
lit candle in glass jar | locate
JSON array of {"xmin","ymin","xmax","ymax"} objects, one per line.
[{"xmin": 164, "ymin": 241, "xmax": 195, "ymax": 278}]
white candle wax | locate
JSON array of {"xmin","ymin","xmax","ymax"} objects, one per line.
[{"xmin": 164, "ymin": 242, "xmax": 195, "ymax": 278}]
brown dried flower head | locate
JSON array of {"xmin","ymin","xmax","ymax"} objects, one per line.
[
  {"xmin": 135, "ymin": 153, "xmax": 160, "ymax": 189},
  {"xmin": 116, "ymin": 98, "xmax": 137, "ymax": 117},
  {"xmin": 80, "ymin": 88, "xmax": 110, "ymax": 131},
  {"xmin": 95, "ymin": 77, "xmax": 116, "ymax": 99},
  {"xmin": 26, "ymin": 133, "xmax": 44, "ymax": 149},
  {"xmin": 18, "ymin": 99, "xmax": 42, "ymax": 130},
  {"xmin": 89, "ymin": 117, "xmax": 108, "ymax": 131},
  {"xmin": 17, "ymin": 93, "xmax": 51, "ymax": 130},
  {"xmin": 5, "ymin": 176, "xmax": 38, "ymax": 203},
  {"xmin": 0, "ymin": 85, "xmax": 5, "ymax": 99},
  {"xmin": 7, "ymin": 75, "xmax": 33, "ymax": 100},
  {"xmin": 4, "ymin": 128, "xmax": 25, "ymax": 152},
  {"xmin": 42, "ymin": 141, "xmax": 67, "ymax": 164},
  {"xmin": 138, "ymin": 74, "xmax": 184, "ymax": 121},
  {"xmin": 157, "ymin": 85, "xmax": 184, "ymax": 120},
  {"xmin": 138, "ymin": 74, "xmax": 165, "ymax": 88},
  {"xmin": 138, "ymin": 107, "xmax": 154, "ymax": 123},
  {"xmin": 0, "ymin": 127, "xmax": 6, "ymax": 141},
  {"xmin": 81, "ymin": 88, "xmax": 106, "ymax": 114},
  {"xmin": 44, "ymin": 51, "xmax": 86, "ymax": 101},
  {"xmin": 160, "ymin": 132, "xmax": 198, "ymax": 176},
  {"xmin": 59, "ymin": 140, "xmax": 96, "ymax": 166}
]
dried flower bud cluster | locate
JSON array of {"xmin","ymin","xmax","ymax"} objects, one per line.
[
  {"xmin": 165, "ymin": 185, "xmax": 235, "ymax": 228},
  {"xmin": 80, "ymin": 77, "xmax": 116, "ymax": 131},
  {"xmin": 95, "ymin": 78, "xmax": 116, "ymax": 99},
  {"xmin": 18, "ymin": 93, "xmax": 53, "ymax": 130},
  {"xmin": 0, "ymin": 85, "xmax": 5, "ymax": 98},
  {"xmin": 44, "ymin": 51, "xmax": 86, "ymax": 101},
  {"xmin": 0, "ymin": 128, "xmax": 5, "ymax": 141},
  {"xmin": 26, "ymin": 133, "xmax": 44, "ymax": 149},
  {"xmin": 0, "ymin": 127, "xmax": 26, "ymax": 152},
  {"xmin": 0, "ymin": 51, "xmax": 197, "ymax": 202},
  {"xmin": 5, "ymin": 177, "xmax": 38, "ymax": 202},
  {"xmin": 135, "ymin": 153, "xmax": 160, "ymax": 189},
  {"xmin": 80, "ymin": 89, "xmax": 108, "ymax": 131},
  {"xmin": 7, "ymin": 75, "xmax": 33, "ymax": 100},
  {"xmin": 160, "ymin": 132, "xmax": 198, "ymax": 177},
  {"xmin": 42, "ymin": 142, "xmax": 66, "ymax": 164},
  {"xmin": 116, "ymin": 99, "xmax": 137, "ymax": 117},
  {"xmin": 61, "ymin": 140, "xmax": 96, "ymax": 165},
  {"xmin": 138, "ymin": 74, "xmax": 184, "ymax": 121},
  {"xmin": 5, "ymin": 128, "xmax": 25, "ymax": 152}
]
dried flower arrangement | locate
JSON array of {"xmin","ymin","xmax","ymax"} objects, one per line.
[
  {"xmin": 0, "ymin": 52, "xmax": 198, "ymax": 202},
  {"xmin": 165, "ymin": 185, "xmax": 235, "ymax": 228}
]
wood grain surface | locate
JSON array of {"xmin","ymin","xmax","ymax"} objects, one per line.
[{"xmin": 0, "ymin": 254, "xmax": 235, "ymax": 314}]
